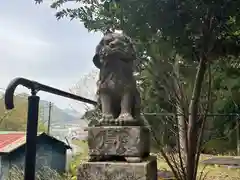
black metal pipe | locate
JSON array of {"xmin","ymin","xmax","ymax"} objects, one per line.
[
  {"xmin": 4, "ymin": 77, "xmax": 97, "ymax": 110},
  {"xmin": 4, "ymin": 77, "xmax": 98, "ymax": 180},
  {"xmin": 24, "ymin": 95, "xmax": 39, "ymax": 180}
]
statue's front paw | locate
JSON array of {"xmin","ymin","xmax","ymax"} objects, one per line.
[
  {"xmin": 99, "ymin": 114, "xmax": 114, "ymax": 125},
  {"xmin": 116, "ymin": 113, "xmax": 137, "ymax": 125},
  {"xmin": 118, "ymin": 113, "xmax": 134, "ymax": 121}
]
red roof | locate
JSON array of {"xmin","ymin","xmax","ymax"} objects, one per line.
[
  {"xmin": 0, "ymin": 131, "xmax": 71, "ymax": 153},
  {"xmin": 0, "ymin": 132, "xmax": 25, "ymax": 153}
]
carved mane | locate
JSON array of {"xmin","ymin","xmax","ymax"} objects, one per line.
[{"xmin": 93, "ymin": 33, "xmax": 137, "ymax": 93}]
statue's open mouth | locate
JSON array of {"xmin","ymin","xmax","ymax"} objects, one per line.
[{"xmin": 103, "ymin": 47, "xmax": 127, "ymax": 57}]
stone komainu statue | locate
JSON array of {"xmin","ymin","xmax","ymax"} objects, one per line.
[{"xmin": 92, "ymin": 32, "xmax": 141, "ymax": 125}]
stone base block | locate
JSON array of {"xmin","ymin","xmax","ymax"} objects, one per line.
[
  {"xmin": 88, "ymin": 126, "xmax": 150, "ymax": 158},
  {"xmin": 77, "ymin": 156, "xmax": 157, "ymax": 180}
]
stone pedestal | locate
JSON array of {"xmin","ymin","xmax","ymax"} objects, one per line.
[
  {"xmin": 78, "ymin": 156, "xmax": 157, "ymax": 180},
  {"xmin": 88, "ymin": 126, "xmax": 150, "ymax": 158},
  {"xmin": 77, "ymin": 125, "xmax": 157, "ymax": 180}
]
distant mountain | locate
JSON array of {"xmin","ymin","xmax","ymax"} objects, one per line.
[
  {"xmin": 39, "ymin": 100, "xmax": 82, "ymax": 126},
  {"xmin": 62, "ymin": 108, "xmax": 82, "ymax": 118}
]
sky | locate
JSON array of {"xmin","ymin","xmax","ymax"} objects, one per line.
[{"xmin": 0, "ymin": 0, "xmax": 102, "ymax": 112}]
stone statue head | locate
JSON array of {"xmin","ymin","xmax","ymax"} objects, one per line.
[{"xmin": 92, "ymin": 32, "xmax": 136, "ymax": 69}]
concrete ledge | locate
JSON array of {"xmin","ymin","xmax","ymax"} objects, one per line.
[{"xmin": 77, "ymin": 156, "xmax": 157, "ymax": 180}]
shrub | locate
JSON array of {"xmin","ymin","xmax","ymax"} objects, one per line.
[{"xmin": 8, "ymin": 165, "xmax": 70, "ymax": 180}]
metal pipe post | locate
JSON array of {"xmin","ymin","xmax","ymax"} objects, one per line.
[{"xmin": 24, "ymin": 95, "xmax": 40, "ymax": 180}]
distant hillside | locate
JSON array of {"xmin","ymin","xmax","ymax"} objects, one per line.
[
  {"xmin": 0, "ymin": 91, "xmax": 3, "ymax": 99},
  {"xmin": 0, "ymin": 93, "xmax": 30, "ymax": 130},
  {"xmin": 39, "ymin": 100, "xmax": 82, "ymax": 125},
  {"xmin": 0, "ymin": 93, "xmax": 84, "ymax": 131},
  {"xmin": 62, "ymin": 108, "xmax": 82, "ymax": 118}
]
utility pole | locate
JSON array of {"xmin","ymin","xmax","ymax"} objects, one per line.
[
  {"xmin": 39, "ymin": 104, "xmax": 45, "ymax": 123},
  {"xmin": 47, "ymin": 102, "xmax": 52, "ymax": 135}
]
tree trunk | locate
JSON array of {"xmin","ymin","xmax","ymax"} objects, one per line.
[
  {"xmin": 174, "ymin": 56, "xmax": 188, "ymax": 157},
  {"xmin": 178, "ymin": 107, "xmax": 187, "ymax": 155},
  {"xmin": 187, "ymin": 56, "xmax": 207, "ymax": 180}
]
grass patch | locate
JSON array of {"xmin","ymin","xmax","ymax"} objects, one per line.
[
  {"xmin": 8, "ymin": 166, "xmax": 69, "ymax": 180},
  {"xmin": 154, "ymin": 153, "xmax": 240, "ymax": 180},
  {"xmin": 71, "ymin": 139, "xmax": 88, "ymax": 160}
]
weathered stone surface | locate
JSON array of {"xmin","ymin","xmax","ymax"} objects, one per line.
[
  {"xmin": 93, "ymin": 32, "xmax": 141, "ymax": 126},
  {"xmin": 77, "ymin": 156, "xmax": 157, "ymax": 180},
  {"xmin": 88, "ymin": 126, "xmax": 150, "ymax": 157}
]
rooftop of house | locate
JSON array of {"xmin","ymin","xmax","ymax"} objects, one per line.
[{"xmin": 0, "ymin": 131, "xmax": 71, "ymax": 154}]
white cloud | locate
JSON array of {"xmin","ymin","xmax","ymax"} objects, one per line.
[
  {"xmin": 0, "ymin": 25, "xmax": 51, "ymax": 63},
  {"xmin": 0, "ymin": 17, "xmax": 48, "ymax": 43},
  {"xmin": 0, "ymin": 1, "xmax": 102, "ymax": 109}
]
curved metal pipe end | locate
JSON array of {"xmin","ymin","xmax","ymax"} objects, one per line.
[
  {"xmin": 4, "ymin": 91, "xmax": 14, "ymax": 110},
  {"xmin": 4, "ymin": 77, "xmax": 33, "ymax": 110}
]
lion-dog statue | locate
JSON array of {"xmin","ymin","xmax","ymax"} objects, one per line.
[{"xmin": 92, "ymin": 32, "xmax": 141, "ymax": 126}]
